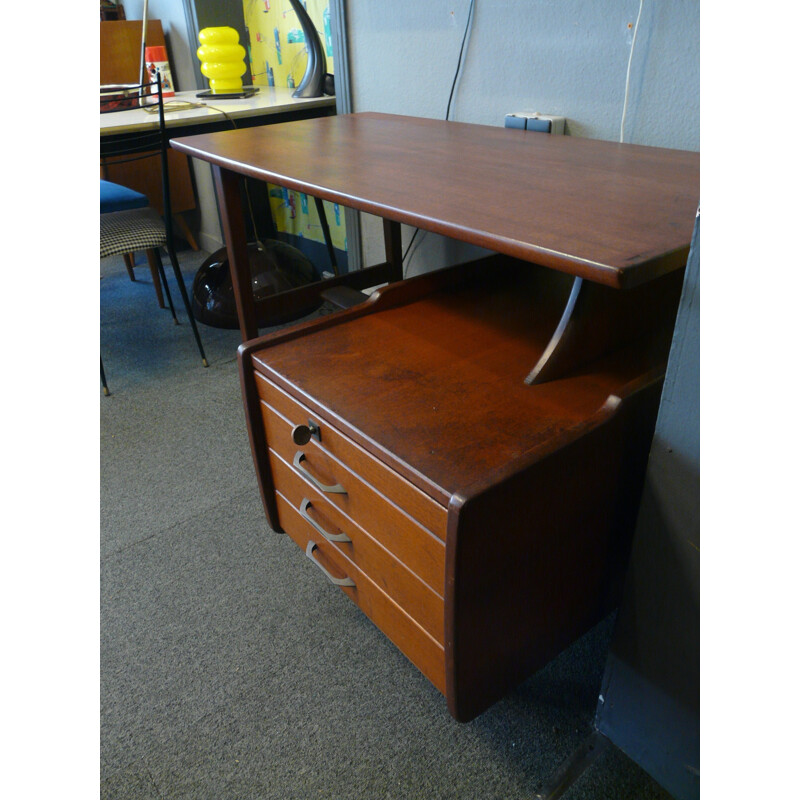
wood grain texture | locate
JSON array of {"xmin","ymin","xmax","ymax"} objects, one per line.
[
  {"xmin": 261, "ymin": 404, "xmax": 446, "ymax": 596},
  {"xmin": 444, "ymin": 373, "xmax": 665, "ymax": 722},
  {"xmin": 251, "ymin": 257, "xmax": 672, "ymax": 498},
  {"xmin": 275, "ymin": 493, "xmax": 446, "ymax": 693},
  {"xmin": 269, "ymin": 450, "xmax": 445, "ymax": 643},
  {"xmin": 171, "ymin": 113, "xmax": 699, "ymax": 288},
  {"xmin": 256, "ymin": 374, "xmax": 447, "ymax": 537},
  {"xmin": 100, "ymin": 21, "xmax": 166, "ymax": 85}
]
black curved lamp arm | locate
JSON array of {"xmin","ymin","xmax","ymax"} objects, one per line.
[{"xmin": 288, "ymin": 0, "xmax": 327, "ymax": 98}]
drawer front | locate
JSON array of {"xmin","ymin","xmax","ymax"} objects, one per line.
[
  {"xmin": 270, "ymin": 449, "xmax": 444, "ymax": 644},
  {"xmin": 275, "ymin": 491, "xmax": 446, "ymax": 694},
  {"xmin": 262, "ymin": 404, "xmax": 446, "ymax": 597},
  {"xmin": 255, "ymin": 373, "xmax": 447, "ymax": 539}
]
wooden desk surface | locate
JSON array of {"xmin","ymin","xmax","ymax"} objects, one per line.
[
  {"xmin": 100, "ymin": 88, "xmax": 336, "ymax": 137},
  {"xmin": 171, "ymin": 112, "xmax": 699, "ymax": 289}
]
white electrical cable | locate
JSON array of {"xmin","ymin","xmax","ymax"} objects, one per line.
[{"xmin": 620, "ymin": 0, "xmax": 644, "ymax": 143}]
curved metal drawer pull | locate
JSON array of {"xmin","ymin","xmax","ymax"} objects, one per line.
[
  {"xmin": 293, "ymin": 451, "xmax": 347, "ymax": 494},
  {"xmin": 300, "ymin": 498, "xmax": 352, "ymax": 542},
  {"xmin": 305, "ymin": 541, "xmax": 355, "ymax": 587}
]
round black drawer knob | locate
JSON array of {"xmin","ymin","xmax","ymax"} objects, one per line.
[{"xmin": 292, "ymin": 422, "xmax": 320, "ymax": 445}]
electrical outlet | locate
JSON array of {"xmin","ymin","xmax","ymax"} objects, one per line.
[{"xmin": 504, "ymin": 112, "xmax": 566, "ymax": 135}]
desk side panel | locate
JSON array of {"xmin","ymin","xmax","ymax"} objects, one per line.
[
  {"xmin": 238, "ymin": 344, "xmax": 283, "ymax": 532},
  {"xmin": 444, "ymin": 374, "xmax": 664, "ymax": 723}
]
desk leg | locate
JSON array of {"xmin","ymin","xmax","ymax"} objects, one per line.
[
  {"xmin": 383, "ymin": 219, "xmax": 404, "ymax": 283},
  {"xmin": 213, "ymin": 166, "xmax": 260, "ymax": 342}
]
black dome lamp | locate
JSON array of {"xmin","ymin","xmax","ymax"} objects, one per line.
[
  {"xmin": 288, "ymin": 0, "xmax": 330, "ymax": 98},
  {"xmin": 192, "ymin": 240, "xmax": 323, "ymax": 330}
]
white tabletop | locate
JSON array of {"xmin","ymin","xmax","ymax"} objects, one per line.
[{"xmin": 100, "ymin": 87, "xmax": 336, "ymax": 136}]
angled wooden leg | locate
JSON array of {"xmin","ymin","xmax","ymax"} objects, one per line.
[
  {"xmin": 101, "ymin": 357, "xmax": 110, "ymax": 396},
  {"xmin": 123, "ymin": 253, "xmax": 136, "ymax": 281},
  {"xmin": 173, "ymin": 213, "xmax": 199, "ymax": 251},
  {"xmin": 213, "ymin": 165, "xmax": 260, "ymax": 342},
  {"xmin": 145, "ymin": 249, "xmax": 166, "ymax": 308}
]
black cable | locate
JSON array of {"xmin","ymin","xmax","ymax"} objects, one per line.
[
  {"xmin": 402, "ymin": 229, "xmax": 420, "ymax": 263},
  {"xmin": 402, "ymin": 228, "xmax": 423, "ymax": 278},
  {"xmin": 404, "ymin": 1, "xmax": 476, "ymax": 276},
  {"xmin": 155, "ymin": 101, "xmax": 268, "ymax": 252},
  {"xmin": 445, "ymin": 0, "xmax": 476, "ymax": 121}
]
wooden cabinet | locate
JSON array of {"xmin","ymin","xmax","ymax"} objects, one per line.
[{"xmin": 173, "ymin": 113, "xmax": 699, "ymax": 722}]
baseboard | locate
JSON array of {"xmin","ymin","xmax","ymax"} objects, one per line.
[{"xmin": 198, "ymin": 231, "xmax": 224, "ymax": 254}]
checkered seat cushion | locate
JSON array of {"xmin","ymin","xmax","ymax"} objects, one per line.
[{"xmin": 100, "ymin": 207, "xmax": 167, "ymax": 259}]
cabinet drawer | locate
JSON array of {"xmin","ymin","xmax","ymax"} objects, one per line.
[
  {"xmin": 262, "ymin": 404, "xmax": 446, "ymax": 597},
  {"xmin": 275, "ymin": 491, "xmax": 446, "ymax": 694},
  {"xmin": 255, "ymin": 373, "xmax": 447, "ymax": 539},
  {"xmin": 269, "ymin": 448, "xmax": 444, "ymax": 643}
]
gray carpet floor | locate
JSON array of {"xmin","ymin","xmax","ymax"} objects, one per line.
[{"xmin": 100, "ymin": 247, "xmax": 673, "ymax": 799}]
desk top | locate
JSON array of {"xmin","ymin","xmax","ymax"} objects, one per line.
[
  {"xmin": 172, "ymin": 112, "xmax": 699, "ymax": 289},
  {"xmin": 100, "ymin": 87, "xmax": 335, "ymax": 136}
]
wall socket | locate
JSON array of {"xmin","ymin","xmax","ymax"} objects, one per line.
[{"xmin": 504, "ymin": 112, "xmax": 566, "ymax": 134}]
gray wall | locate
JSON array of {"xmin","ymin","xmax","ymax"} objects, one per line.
[
  {"xmin": 595, "ymin": 216, "xmax": 700, "ymax": 799},
  {"xmin": 123, "ymin": 1, "xmax": 201, "ymax": 95},
  {"xmin": 344, "ymin": 0, "xmax": 699, "ymax": 273},
  {"xmin": 347, "ymin": 0, "xmax": 698, "ymax": 146}
]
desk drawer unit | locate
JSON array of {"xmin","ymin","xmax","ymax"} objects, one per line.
[
  {"xmin": 239, "ymin": 257, "xmax": 679, "ymax": 722},
  {"xmin": 253, "ymin": 374, "xmax": 447, "ymax": 692}
]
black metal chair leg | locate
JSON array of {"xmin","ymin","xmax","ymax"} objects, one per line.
[
  {"xmin": 314, "ymin": 196, "xmax": 339, "ymax": 275},
  {"xmin": 165, "ymin": 243, "xmax": 209, "ymax": 367},
  {"xmin": 151, "ymin": 248, "xmax": 178, "ymax": 323},
  {"xmin": 101, "ymin": 357, "xmax": 110, "ymax": 396}
]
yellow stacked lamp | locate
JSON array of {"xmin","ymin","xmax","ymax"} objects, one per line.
[{"xmin": 196, "ymin": 27, "xmax": 253, "ymax": 96}]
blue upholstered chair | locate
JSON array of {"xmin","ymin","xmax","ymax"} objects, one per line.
[{"xmin": 100, "ymin": 79, "xmax": 207, "ymax": 395}]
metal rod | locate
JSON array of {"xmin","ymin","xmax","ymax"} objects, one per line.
[{"xmin": 139, "ymin": 0, "xmax": 150, "ymax": 85}]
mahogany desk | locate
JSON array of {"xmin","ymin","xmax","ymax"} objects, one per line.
[{"xmin": 172, "ymin": 114, "xmax": 699, "ymax": 721}]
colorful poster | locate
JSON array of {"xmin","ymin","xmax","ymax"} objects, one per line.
[{"xmin": 242, "ymin": 0, "xmax": 344, "ymax": 252}]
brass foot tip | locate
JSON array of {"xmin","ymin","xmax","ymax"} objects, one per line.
[
  {"xmin": 103, "ymin": 387, "xmax": 110, "ymax": 396},
  {"xmin": 202, "ymin": 358, "xmax": 209, "ymax": 367}
]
